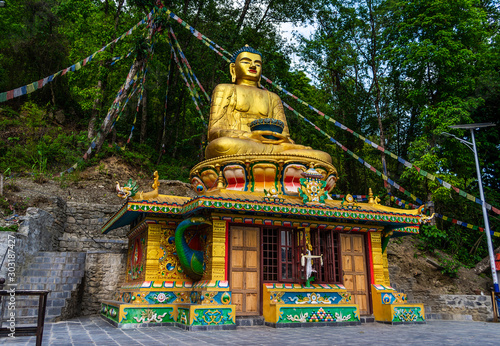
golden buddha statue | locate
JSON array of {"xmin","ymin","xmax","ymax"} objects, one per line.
[{"xmin": 205, "ymin": 46, "xmax": 332, "ymax": 164}]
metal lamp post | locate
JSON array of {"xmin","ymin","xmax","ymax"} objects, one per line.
[{"xmin": 442, "ymin": 123, "xmax": 498, "ymax": 312}]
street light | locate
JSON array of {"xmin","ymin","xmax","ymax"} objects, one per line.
[
  {"xmin": 0, "ymin": 1, "xmax": 6, "ymax": 8},
  {"xmin": 442, "ymin": 122, "xmax": 498, "ymax": 315}
]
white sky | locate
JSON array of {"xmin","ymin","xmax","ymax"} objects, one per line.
[{"xmin": 280, "ymin": 22, "xmax": 316, "ymax": 69}]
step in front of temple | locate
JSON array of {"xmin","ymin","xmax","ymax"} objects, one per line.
[{"xmin": 235, "ymin": 316, "xmax": 265, "ymax": 327}]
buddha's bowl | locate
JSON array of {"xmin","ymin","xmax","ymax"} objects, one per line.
[{"xmin": 249, "ymin": 119, "xmax": 285, "ymax": 140}]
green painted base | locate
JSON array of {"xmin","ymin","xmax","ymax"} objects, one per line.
[
  {"xmin": 100, "ymin": 300, "xmax": 236, "ymax": 330},
  {"xmin": 278, "ymin": 305, "xmax": 360, "ymax": 324},
  {"xmin": 265, "ymin": 321, "xmax": 362, "ymax": 328}
]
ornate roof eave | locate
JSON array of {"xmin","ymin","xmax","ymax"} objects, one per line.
[{"xmin": 101, "ymin": 192, "xmax": 425, "ymax": 234}]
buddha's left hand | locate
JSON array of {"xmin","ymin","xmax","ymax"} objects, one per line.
[{"xmin": 250, "ymin": 131, "xmax": 292, "ymax": 144}]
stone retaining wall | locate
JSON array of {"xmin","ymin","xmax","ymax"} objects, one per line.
[
  {"xmin": 0, "ymin": 205, "xmax": 63, "ymax": 279},
  {"xmin": 55, "ymin": 202, "xmax": 128, "ymax": 252},
  {"xmin": 82, "ymin": 251, "xmax": 127, "ymax": 316},
  {"xmin": 47, "ymin": 201, "xmax": 128, "ymax": 316},
  {"xmin": 389, "ymin": 265, "xmax": 495, "ymax": 321},
  {"xmin": 423, "ymin": 294, "xmax": 493, "ymax": 322}
]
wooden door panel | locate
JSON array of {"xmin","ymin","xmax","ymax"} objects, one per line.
[
  {"xmin": 246, "ymin": 294, "xmax": 258, "ymax": 313},
  {"xmin": 343, "ymin": 256, "xmax": 353, "ymax": 271},
  {"xmin": 353, "ymin": 236, "xmax": 363, "ymax": 253},
  {"xmin": 356, "ymin": 295, "xmax": 367, "ymax": 312},
  {"xmin": 354, "ymin": 256, "xmax": 365, "ymax": 271},
  {"xmin": 232, "ymin": 271, "xmax": 244, "ymax": 289},
  {"xmin": 341, "ymin": 236, "xmax": 351, "ymax": 251},
  {"xmin": 355, "ymin": 274, "xmax": 366, "ymax": 291},
  {"xmin": 246, "ymin": 251, "xmax": 258, "ymax": 269},
  {"xmin": 233, "ymin": 250, "xmax": 244, "ymax": 268},
  {"xmin": 233, "ymin": 293, "xmax": 243, "ymax": 312},
  {"xmin": 246, "ymin": 272, "xmax": 259, "ymax": 290},
  {"xmin": 341, "ymin": 234, "xmax": 369, "ymax": 315},
  {"xmin": 232, "ymin": 229, "xmax": 244, "ymax": 247},
  {"xmin": 343, "ymin": 274, "xmax": 354, "ymax": 290},
  {"xmin": 246, "ymin": 229, "xmax": 258, "ymax": 247},
  {"xmin": 230, "ymin": 226, "xmax": 260, "ymax": 316}
]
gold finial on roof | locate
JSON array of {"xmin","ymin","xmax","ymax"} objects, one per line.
[{"xmin": 368, "ymin": 187, "xmax": 374, "ymax": 204}]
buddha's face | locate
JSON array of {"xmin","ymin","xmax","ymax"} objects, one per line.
[{"xmin": 230, "ymin": 52, "xmax": 262, "ymax": 85}]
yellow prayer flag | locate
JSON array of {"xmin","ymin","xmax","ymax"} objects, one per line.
[{"xmin": 26, "ymin": 83, "xmax": 35, "ymax": 94}]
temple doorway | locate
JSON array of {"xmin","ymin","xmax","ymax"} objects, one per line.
[
  {"xmin": 229, "ymin": 226, "xmax": 260, "ymax": 316},
  {"xmin": 340, "ymin": 233, "xmax": 370, "ymax": 315}
]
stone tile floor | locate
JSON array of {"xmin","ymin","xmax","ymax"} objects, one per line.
[{"xmin": 2, "ymin": 316, "xmax": 500, "ymax": 345}]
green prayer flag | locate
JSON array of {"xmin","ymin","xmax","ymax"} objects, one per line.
[{"xmin": 0, "ymin": 92, "xmax": 7, "ymax": 103}]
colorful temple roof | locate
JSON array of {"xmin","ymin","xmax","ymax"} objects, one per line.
[{"xmin": 102, "ymin": 189, "xmax": 426, "ymax": 234}]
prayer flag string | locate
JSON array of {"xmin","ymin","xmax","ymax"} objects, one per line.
[
  {"xmin": 167, "ymin": 31, "xmax": 206, "ymax": 124},
  {"xmin": 156, "ymin": 8, "xmax": 499, "ymax": 216},
  {"xmin": 0, "ymin": 8, "xmax": 159, "ymax": 103},
  {"xmin": 388, "ymin": 193, "xmax": 498, "ymax": 237}
]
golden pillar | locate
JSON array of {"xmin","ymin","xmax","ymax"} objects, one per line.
[
  {"xmin": 370, "ymin": 232, "xmax": 389, "ymax": 286},
  {"xmin": 145, "ymin": 224, "xmax": 163, "ymax": 281},
  {"xmin": 204, "ymin": 220, "xmax": 227, "ymax": 280}
]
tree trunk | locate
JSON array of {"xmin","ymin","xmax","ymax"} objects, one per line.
[
  {"xmin": 230, "ymin": 0, "xmax": 252, "ymax": 46},
  {"xmin": 87, "ymin": 1, "xmax": 124, "ymax": 140},
  {"xmin": 256, "ymin": 0, "xmax": 274, "ymax": 29},
  {"xmin": 88, "ymin": 78, "xmax": 103, "ymax": 139},
  {"xmin": 140, "ymin": 87, "xmax": 148, "ymax": 144},
  {"xmin": 93, "ymin": 60, "xmax": 142, "ymax": 156}
]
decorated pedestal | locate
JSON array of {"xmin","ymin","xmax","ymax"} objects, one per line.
[
  {"xmin": 102, "ymin": 280, "xmax": 236, "ymax": 330},
  {"xmin": 371, "ymin": 284, "xmax": 425, "ymax": 324},
  {"xmin": 263, "ymin": 283, "xmax": 360, "ymax": 327},
  {"xmin": 189, "ymin": 154, "xmax": 337, "ymax": 196}
]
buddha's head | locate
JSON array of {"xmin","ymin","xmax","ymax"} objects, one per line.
[{"xmin": 230, "ymin": 45, "xmax": 262, "ymax": 86}]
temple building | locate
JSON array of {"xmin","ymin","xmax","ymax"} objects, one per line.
[{"xmin": 100, "ymin": 46, "xmax": 428, "ymax": 329}]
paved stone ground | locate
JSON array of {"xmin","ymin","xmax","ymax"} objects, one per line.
[{"xmin": 1, "ymin": 316, "xmax": 500, "ymax": 345}]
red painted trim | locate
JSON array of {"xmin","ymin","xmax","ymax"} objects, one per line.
[
  {"xmin": 224, "ymin": 220, "xmax": 228, "ymax": 281},
  {"xmin": 367, "ymin": 232, "xmax": 374, "ymax": 285}
]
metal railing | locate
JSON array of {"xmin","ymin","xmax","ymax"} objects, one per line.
[{"xmin": 0, "ymin": 282, "xmax": 48, "ymax": 346}]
